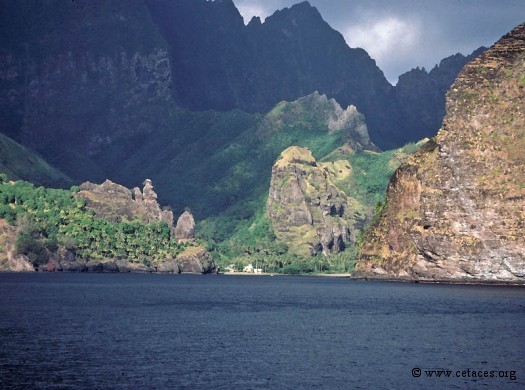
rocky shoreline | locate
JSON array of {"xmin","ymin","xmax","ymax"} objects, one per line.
[{"xmin": 350, "ymin": 275, "xmax": 525, "ymax": 286}]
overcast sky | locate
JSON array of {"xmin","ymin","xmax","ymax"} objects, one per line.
[{"xmin": 232, "ymin": 0, "xmax": 525, "ymax": 84}]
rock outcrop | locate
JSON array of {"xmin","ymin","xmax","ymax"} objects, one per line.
[
  {"xmin": 174, "ymin": 211, "xmax": 196, "ymax": 242},
  {"xmin": 268, "ymin": 146, "xmax": 367, "ymax": 256},
  {"xmin": 174, "ymin": 246, "xmax": 215, "ymax": 274},
  {"xmin": 73, "ymin": 179, "xmax": 215, "ymax": 273},
  {"xmin": 356, "ymin": 24, "xmax": 525, "ymax": 282},
  {"xmin": 0, "ymin": 220, "xmax": 34, "ymax": 272},
  {"xmin": 76, "ymin": 178, "xmax": 174, "ymax": 227}
]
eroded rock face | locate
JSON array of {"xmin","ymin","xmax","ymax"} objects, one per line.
[
  {"xmin": 174, "ymin": 211, "xmax": 196, "ymax": 242},
  {"xmin": 76, "ymin": 179, "xmax": 173, "ymax": 227},
  {"xmin": 356, "ymin": 24, "xmax": 525, "ymax": 282},
  {"xmin": 0, "ymin": 0, "xmax": 174, "ymax": 180},
  {"xmin": 0, "ymin": 220, "xmax": 34, "ymax": 272},
  {"xmin": 175, "ymin": 246, "xmax": 215, "ymax": 274},
  {"xmin": 267, "ymin": 146, "xmax": 367, "ymax": 256}
]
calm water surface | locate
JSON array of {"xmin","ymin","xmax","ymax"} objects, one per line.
[{"xmin": 0, "ymin": 273, "xmax": 523, "ymax": 389}]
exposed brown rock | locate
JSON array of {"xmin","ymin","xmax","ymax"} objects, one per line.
[
  {"xmin": 0, "ymin": 219, "xmax": 34, "ymax": 272},
  {"xmin": 76, "ymin": 179, "xmax": 173, "ymax": 227},
  {"xmin": 175, "ymin": 246, "xmax": 215, "ymax": 274},
  {"xmin": 1, "ymin": 254, "xmax": 34, "ymax": 272},
  {"xmin": 142, "ymin": 179, "xmax": 158, "ymax": 202},
  {"xmin": 356, "ymin": 24, "xmax": 525, "ymax": 282},
  {"xmin": 174, "ymin": 210, "xmax": 196, "ymax": 242}
]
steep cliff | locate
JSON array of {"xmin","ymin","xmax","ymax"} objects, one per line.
[
  {"xmin": 356, "ymin": 24, "xmax": 525, "ymax": 282},
  {"xmin": 0, "ymin": 0, "xmax": 174, "ymax": 180},
  {"xmin": 267, "ymin": 146, "xmax": 367, "ymax": 256}
]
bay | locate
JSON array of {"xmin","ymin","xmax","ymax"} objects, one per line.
[{"xmin": 0, "ymin": 273, "xmax": 523, "ymax": 389}]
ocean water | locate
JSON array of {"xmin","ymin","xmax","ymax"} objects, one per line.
[{"xmin": 0, "ymin": 273, "xmax": 523, "ymax": 389}]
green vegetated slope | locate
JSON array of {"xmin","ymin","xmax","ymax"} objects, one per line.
[
  {"xmin": 156, "ymin": 92, "xmax": 423, "ymax": 273},
  {"xmin": 100, "ymin": 91, "xmax": 395, "ymax": 272},
  {"xmin": 0, "ymin": 132, "xmax": 72, "ymax": 188},
  {"xmin": 322, "ymin": 142, "xmax": 424, "ymax": 208}
]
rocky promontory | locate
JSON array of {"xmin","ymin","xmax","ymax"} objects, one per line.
[
  {"xmin": 0, "ymin": 178, "xmax": 215, "ymax": 274},
  {"xmin": 356, "ymin": 24, "xmax": 525, "ymax": 282}
]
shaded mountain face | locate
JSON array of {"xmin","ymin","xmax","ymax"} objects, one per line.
[
  {"xmin": 0, "ymin": 0, "xmax": 174, "ymax": 180},
  {"xmin": 394, "ymin": 48, "xmax": 487, "ymax": 145},
  {"xmin": 144, "ymin": 0, "xmax": 484, "ymax": 148},
  {"xmin": 356, "ymin": 24, "xmax": 525, "ymax": 282},
  {"xmin": 139, "ymin": 0, "xmax": 400, "ymax": 147},
  {"xmin": 146, "ymin": 1, "xmax": 389, "ymax": 108},
  {"xmin": 0, "ymin": 0, "xmax": 484, "ymax": 169}
]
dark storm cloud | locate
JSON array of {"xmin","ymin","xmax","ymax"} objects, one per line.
[{"xmin": 233, "ymin": 0, "xmax": 525, "ymax": 84}]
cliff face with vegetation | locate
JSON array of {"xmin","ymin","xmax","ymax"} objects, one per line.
[
  {"xmin": 268, "ymin": 146, "xmax": 366, "ymax": 256},
  {"xmin": 394, "ymin": 48, "xmax": 486, "ymax": 145},
  {"xmin": 357, "ymin": 24, "xmax": 525, "ymax": 282}
]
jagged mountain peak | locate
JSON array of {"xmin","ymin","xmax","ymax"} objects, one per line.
[
  {"xmin": 262, "ymin": 92, "xmax": 375, "ymax": 150},
  {"xmin": 394, "ymin": 46, "xmax": 487, "ymax": 144},
  {"xmin": 266, "ymin": 1, "xmax": 321, "ymax": 21}
]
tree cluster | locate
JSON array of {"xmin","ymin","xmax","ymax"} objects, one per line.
[{"xmin": 0, "ymin": 176, "xmax": 182, "ymax": 266}]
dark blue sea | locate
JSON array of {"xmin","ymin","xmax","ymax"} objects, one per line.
[{"xmin": 0, "ymin": 273, "xmax": 523, "ymax": 389}]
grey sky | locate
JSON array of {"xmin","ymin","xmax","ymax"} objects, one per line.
[{"xmin": 232, "ymin": 0, "xmax": 525, "ymax": 84}]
